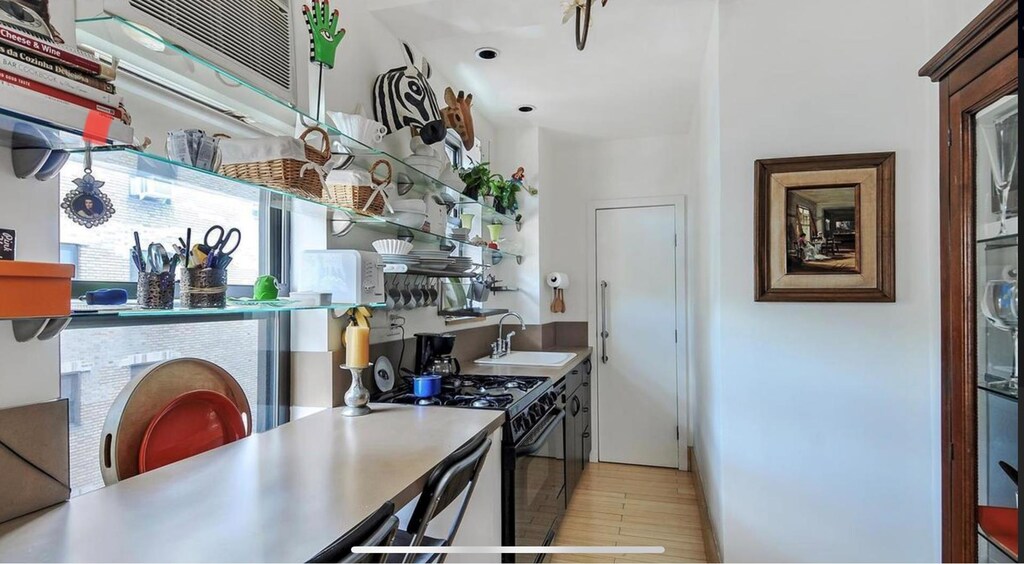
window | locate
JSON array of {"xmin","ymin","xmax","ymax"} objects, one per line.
[
  {"xmin": 59, "ymin": 243, "xmax": 79, "ymax": 270},
  {"xmin": 444, "ymin": 138, "xmax": 462, "ymax": 168},
  {"xmin": 60, "ymin": 320, "xmax": 268, "ymax": 496},
  {"xmin": 58, "ymin": 160, "xmax": 287, "ymax": 497},
  {"xmin": 59, "ymin": 368, "xmax": 84, "ymax": 426},
  {"xmin": 59, "ymin": 160, "xmax": 260, "ymax": 285},
  {"xmin": 797, "ymin": 205, "xmax": 812, "ymax": 240}
]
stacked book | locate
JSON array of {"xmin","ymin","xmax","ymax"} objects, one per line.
[{"xmin": 0, "ymin": 11, "xmax": 130, "ymax": 129}]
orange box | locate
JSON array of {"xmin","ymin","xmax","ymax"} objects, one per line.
[{"xmin": 0, "ymin": 261, "xmax": 75, "ymax": 319}]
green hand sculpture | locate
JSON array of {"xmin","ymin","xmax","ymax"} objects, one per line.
[{"xmin": 303, "ymin": 0, "xmax": 346, "ymax": 68}]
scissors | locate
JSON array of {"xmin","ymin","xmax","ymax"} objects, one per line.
[{"xmin": 203, "ymin": 225, "xmax": 241, "ymax": 268}]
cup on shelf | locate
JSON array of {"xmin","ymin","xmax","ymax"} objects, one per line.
[
  {"xmin": 137, "ymin": 271, "xmax": 175, "ymax": 309},
  {"xmin": 461, "ymin": 213, "xmax": 475, "ymax": 229},
  {"xmin": 487, "ymin": 224, "xmax": 504, "ymax": 242},
  {"xmin": 180, "ymin": 267, "xmax": 228, "ymax": 309}
]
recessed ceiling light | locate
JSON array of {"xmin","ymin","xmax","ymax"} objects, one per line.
[
  {"xmin": 475, "ymin": 47, "xmax": 500, "ymax": 60},
  {"xmin": 518, "ymin": 105, "xmax": 536, "ymax": 113}
]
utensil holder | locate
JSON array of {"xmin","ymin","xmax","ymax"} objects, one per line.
[
  {"xmin": 180, "ymin": 267, "xmax": 227, "ymax": 309},
  {"xmin": 136, "ymin": 271, "xmax": 176, "ymax": 309}
]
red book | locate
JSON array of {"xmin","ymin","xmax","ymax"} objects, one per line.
[
  {"xmin": 0, "ymin": 24, "xmax": 113, "ymax": 79},
  {"xmin": 0, "ymin": 68, "xmax": 129, "ymax": 125}
]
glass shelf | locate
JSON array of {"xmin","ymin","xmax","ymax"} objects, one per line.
[
  {"xmin": 73, "ymin": 147, "xmax": 523, "ymax": 260},
  {"xmin": 74, "ymin": 16, "xmax": 523, "ymax": 229},
  {"xmin": 342, "ymin": 153, "xmax": 521, "ymax": 227},
  {"xmin": 978, "ymin": 377, "xmax": 1018, "ymax": 401},
  {"xmin": 978, "ymin": 231, "xmax": 1019, "ymax": 247},
  {"xmin": 69, "ymin": 299, "xmax": 382, "ymax": 320},
  {"xmin": 0, "ymin": 101, "xmax": 133, "ymax": 150},
  {"xmin": 440, "ymin": 308, "xmax": 509, "ymax": 319},
  {"xmin": 76, "ymin": 15, "xmax": 339, "ymax": 138},
  {"xmin": 383, "ymin": 265, "xmax": 480, "ymax": 278}
]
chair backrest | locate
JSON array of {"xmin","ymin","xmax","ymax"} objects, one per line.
[
  {"xmin": 406, "ymin": 432, "xmax": 492, "ymax": 544},
  {"xmin": 309, "ymin": 501, "xmax": 399, "ymax": 563}
]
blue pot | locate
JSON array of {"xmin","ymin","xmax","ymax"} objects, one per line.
[{"xmin": 412, "ymin": 374, "xmax": 442, "ymax": 398}]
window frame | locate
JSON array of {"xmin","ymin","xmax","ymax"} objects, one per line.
[{"xmin": 62, "ymin": 186, "xmax": 292, "ymax": 434}]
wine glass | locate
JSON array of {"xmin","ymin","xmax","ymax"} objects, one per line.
[
  {"xmin": 981, "ymin": 279, "xmax": 1018, "ymax": 390},
  {"xmin": 979, "ymin": 111, "xmax": 1018, "ymax": 235}
]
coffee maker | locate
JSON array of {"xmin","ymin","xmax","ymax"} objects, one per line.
[{"xmin": 414, "ymin": 333, "xmax": 460, "ymax": 375}]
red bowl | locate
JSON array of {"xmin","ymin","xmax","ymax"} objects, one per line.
[
  {"xmin": 979, "ymin": 505, "xmax": 1018, "ymax": 559},
  {"xmin": 138, "ymin": 390, "xmax": 247, "ymax": 473}
]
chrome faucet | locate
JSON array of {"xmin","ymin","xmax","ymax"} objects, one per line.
[{"xmin": 492, "ymin": 312, "xmax": 526, "ymax": 358}]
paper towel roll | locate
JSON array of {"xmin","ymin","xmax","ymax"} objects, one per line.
[{"xmin": 547, "ymin": 272, "xmax": 570, "ymax": 289}]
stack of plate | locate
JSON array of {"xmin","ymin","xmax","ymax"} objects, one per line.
[
  {"xmin": 412, "ymin": 249, "xmax": 454, "ymax": 270},
  {"xmin": 448, "ymin": 257, "xmax": 475, "ymax": 272},
  {"xmin": 449, "ymin": 227, "xmax": 470, "ymax": 242},
  {"xmin": 380, "ymin": 254, "xmax": 420, "ymax": 266}
]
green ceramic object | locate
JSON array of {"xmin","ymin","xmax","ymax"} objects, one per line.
[
  {"xmin": 254, "ymin": 275, "xmax": 280, "ymax": 301},
  {"xmin": 303, "ymin": 0, "xmax": 346, "ymax": 68}
]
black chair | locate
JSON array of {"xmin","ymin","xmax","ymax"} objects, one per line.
[
  {"xmin": 309, "ymin": 501, "xmax": 400, "ymax": 563},
  {"xmin": 390, "ymin": 432, "xmax": 493, "ymax": 564}
]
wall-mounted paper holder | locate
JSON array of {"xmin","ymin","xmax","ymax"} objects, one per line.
[
  {"xmin": 11, "ymin": 317, "xmax": 72, "ymax": 343},
  {"xmin": 11, "ymin": 122, "xmax": 70, "ymax": 181}
]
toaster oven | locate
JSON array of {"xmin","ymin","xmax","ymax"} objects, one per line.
[{"xmin": 299, "ymin": 250, "xmax": 385, "ymax": 305}]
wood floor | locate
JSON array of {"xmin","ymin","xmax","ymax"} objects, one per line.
[{"xmin": 551, "ymin": 462, "xmax": 708, "ymax": 563}]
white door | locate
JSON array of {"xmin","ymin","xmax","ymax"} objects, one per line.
[{"xmin": 595, "ymin": 205, "xmax": 679, "ymax": 468}]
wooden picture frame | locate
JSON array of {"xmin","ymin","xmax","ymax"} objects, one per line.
[{"xmin": 754, "ymin": 152, "xmax": 896, "ymax": 302}]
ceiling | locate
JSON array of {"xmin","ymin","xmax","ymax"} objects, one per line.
[
  {"xmin": 792, "ymin": 187, "xmax": 857, "ymax": 208},
  {"xmin": 359, "ymin": 0, "xmax": 716, "ymax": 140}
]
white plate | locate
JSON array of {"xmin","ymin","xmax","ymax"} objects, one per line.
[{"xmin": 373, "ymin": 356, "xmax": 395, "ymax": 392}]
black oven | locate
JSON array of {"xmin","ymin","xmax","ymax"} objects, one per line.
[{"xmin": 502, "ymin": 380, "xmax": 566, "ymax": 563}]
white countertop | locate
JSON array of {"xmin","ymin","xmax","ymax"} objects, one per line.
[
  {"xmin": 0, "ymin": 404, "xmax": 504, "ymax": 563},
  {"xmin": 463, "ymin": 348, "xmax": 593, "ymax": 380}
]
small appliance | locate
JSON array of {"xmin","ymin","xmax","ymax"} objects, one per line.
[
  {"xmin": 300, "ymin": 250, "xmax": 385, "ymax": 305},
  {"xmin": 413, "ymin": 333, "xmax": 457, "ymax": 374}
]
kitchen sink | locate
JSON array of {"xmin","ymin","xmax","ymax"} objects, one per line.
[{"xmin": 474, "ymin": 351, "xmax": 577, "ymax": 367}]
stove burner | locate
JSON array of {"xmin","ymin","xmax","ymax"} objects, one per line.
[{"xmin": 380, "ymin": 374, "xmax": 547, "ymax": 412}]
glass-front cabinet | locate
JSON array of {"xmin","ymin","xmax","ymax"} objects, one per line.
[
  {"xmin": 921, "ymin": 0, "xmax": 1018, "ymax": 561},
  {"xmin": 975, "ymin": 94, "xmax": 1018, "ymax": 563}
]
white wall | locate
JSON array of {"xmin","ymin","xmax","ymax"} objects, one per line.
[
  {"xmin": 701, "ymin": 0, "xmax": 990, "ymax": 561},
  {"xmin": 538, "ymin": 131, "xmax": 698, "ymax": 325},
  {"xmin": 0, "ymin": 148, "xmax": 60, "ymax": 409},
  {"xmin": 314, "ymin": 1, "xmax": 532, "ymax": 342},
  {"xmin": 691, "ymin": 0, "xmax": 722, "ymax": 546}
]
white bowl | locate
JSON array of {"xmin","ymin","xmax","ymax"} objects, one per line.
[
  {"xmin": 372, "ymin": 239, "xmax": 414, "ymax": 255},
  {"xmin": 405, "ymin": 155, "xmax": 443, "ymax": 179},
  {"xmin": 390, "ymin": 198, "xmax": 428, "ymax": 214},
  {"xmin": 390, "ymin": 212, "xmax": 428, "ymax": 230}
]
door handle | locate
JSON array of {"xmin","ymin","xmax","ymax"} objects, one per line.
[{"xmin": 600, "ymin": 280, "xmax": 610, "ymax": 363}]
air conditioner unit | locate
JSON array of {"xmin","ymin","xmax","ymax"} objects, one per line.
[
  {"xmin": 76, "ymin": 0, "xmax": 297, "ymax": 107},
  {"xmin": 129, "ymin": 177, "xmax": 173, "ymax": 203}
]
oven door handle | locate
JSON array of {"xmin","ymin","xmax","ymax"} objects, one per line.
[{"xmin": 515, "ymin": 409, "xmax": 566, "ymax": 457}]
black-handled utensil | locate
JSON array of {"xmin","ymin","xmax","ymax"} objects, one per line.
[{"xmin": 998, "ymin": 461, "xmax": 1018, "ymax": 485}]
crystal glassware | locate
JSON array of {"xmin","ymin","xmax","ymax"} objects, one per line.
[
  {"xmin": 980, "ymin": 111, "xmax": 1018, "ymax": 235},
  {"xmin": 981, "ymin": 279, "xmax": 1018, "ymax": 390}
]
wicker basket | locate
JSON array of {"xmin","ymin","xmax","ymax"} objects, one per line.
[
  {"xmin": 324, "ymin": 159, "xmax": 392, "ymax": 216},
  {"xmin": 218, "ymin": 127, "xmax": 331, "ymax": 199}
]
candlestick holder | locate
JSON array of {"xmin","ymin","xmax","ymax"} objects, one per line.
[{"xmin": 340, "ymin": 364, "xmax": 371, "ymax": 417}]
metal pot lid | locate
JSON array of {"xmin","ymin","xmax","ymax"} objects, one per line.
[{"xmin": 374, "ymin": 356, "xmax": 396, "ymax": 392}]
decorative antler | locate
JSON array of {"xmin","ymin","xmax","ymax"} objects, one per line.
[{"xmin": 303, "ymin": 0, "xmax": 346, "ymax": 68}]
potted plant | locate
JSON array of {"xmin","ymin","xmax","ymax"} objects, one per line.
[
  {"xmin": 458, "ymin": 162, "xmax": 501, "ymax": 202},
  {"xmin": 492, "ymin": 176, "xmax": 521, "ymax": 216}
]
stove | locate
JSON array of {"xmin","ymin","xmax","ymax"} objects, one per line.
[
  {"xmin": 377, "ymin": 372, "xmax": 566, "ymax": 563},
  {"xmin": 378, "ymin": 375, "xmax": 548, "ymax": 414}
]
